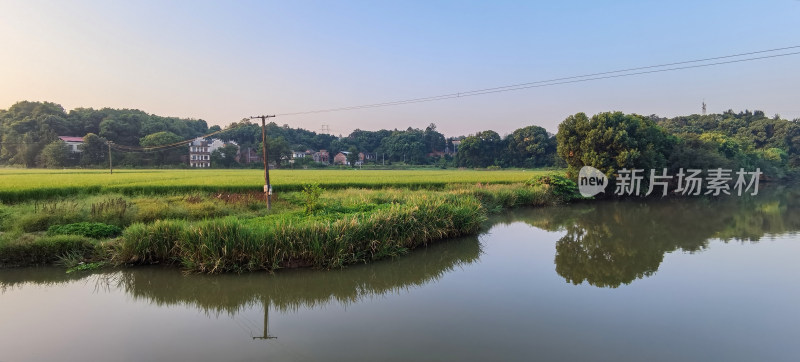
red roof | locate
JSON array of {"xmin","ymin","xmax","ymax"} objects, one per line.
[{"xmin": 59, "ymin": 136, "xmax": 84, "ymax": 142}]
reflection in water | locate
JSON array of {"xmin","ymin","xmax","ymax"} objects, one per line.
[
  {"xmin": 2, "ymin": 190, "xmax": 799, "ymax": 361},
  {"xmin": 1, "ymin": 187, "xmax": 798, "ymax": 312},
  {"xmin": 0, "ymin": 234, "xmax": 482, "ymax": 315},
  {"xmin": 493, "ymin": 186, "xmax": 800, "ymax": 288}
]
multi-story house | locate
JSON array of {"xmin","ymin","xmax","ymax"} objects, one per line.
[{"xmin": 189, "ymin": 139, "xmax": 211, "ymax": 168}]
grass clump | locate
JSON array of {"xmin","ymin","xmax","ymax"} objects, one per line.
[
  {"xmin": 115, "ymin": 194, "xmax": 486, "ymax": 273},
  {"xmin": 48, "ymin": 222, "xmax": 122, "ymax": 239},
  {"xmin": 0, "ymin": 235, "xmax": 98, "ymax": 267},
  {"xmin": 526, "ymin": 174, "xmax": 580, "ymax": 202},
  {"xmin": 66, "ymin": 261, "xmax": 107, "ymax": 274}
]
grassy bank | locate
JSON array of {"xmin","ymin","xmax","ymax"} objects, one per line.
[{"xmin": 0, "ymin": 171, "xmax": 575, "ymax": 272}]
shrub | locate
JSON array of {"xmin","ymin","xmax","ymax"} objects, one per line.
[
  {"xmin": 302, "ymin": 183, "xmax": 323, "ymax": 215},
  {"xmin": 48, "ymin": 222, "xmax": 122, "ymax": 239},
  {"xmin": 526, "ymin": 174, "xmax": 579, "ymax": 201}
]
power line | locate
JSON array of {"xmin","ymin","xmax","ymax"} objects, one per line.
[
  {"xmin": 108, "ymin": 127, "xmax": 233, "ymax": 152},
  {"xmin": 275, "ymin": 45, "xmax": 800, "ymax": 116}
]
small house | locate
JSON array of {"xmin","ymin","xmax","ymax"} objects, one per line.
[{"xmin": 58, "ymin": 136, "xmax": 84, "ymax": 152}]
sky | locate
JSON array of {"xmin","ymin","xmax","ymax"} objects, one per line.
[{"xmin": 1, "ymin": 0, "xmax": 798, "ymax": 137}]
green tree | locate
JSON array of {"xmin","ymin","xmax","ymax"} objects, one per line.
[
  {"xmin": 211, "ymin": 144, "xmax": 239, "ymax": 168},
  {"xmin": 259, "ymin": 136, "xmax": 290, "ymax": 167},
  {"xmin": 0, "ymin": 101, "xmax": 68, "ymax": 167},
  {"xmin": 139, "ymin": 131, "xmax": 184, "ymax": 166},
  {"xmin": 79, "ymin": 133, "xmax": 106, "ymax": 166},
  {"xmin": 423, "ymin": 123, "xmax": 446, "ymax": 153},
  {"xmin": 346, "ymin": 146, "xmax": 359, "ymax": 166},
  {"xmin": 556, "ymin": 112, "xmax": 675, "ymax": 179},
  {"xmin": 456, "ymin": 130, "xmax": 503, "ymax": 168},
  {"xmin": 380, "ymin": 129, "xmax": 426, "ymax": 164},
  {"xmin": 504, "ymin": 125, "xmax": 557, "ymax": 168},
  {"xmin": 38, "ymin": 140, "xmax": 71, "ymax": 168}
]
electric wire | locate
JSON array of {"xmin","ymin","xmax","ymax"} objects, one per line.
[{"xmin": 275, "ymin": 46, "xmax": 800, "ymax": 116}]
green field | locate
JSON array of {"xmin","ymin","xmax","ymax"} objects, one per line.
[
  {"xmin": 0, "ymin": 168, "xmax": 570, "ymax": 272},
  {"xmin": 0, "ymin": 168, "xmax": 548, "ymax": 202}
]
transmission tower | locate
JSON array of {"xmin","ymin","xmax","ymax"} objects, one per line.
[{"xmin": 320, "ymin": 124, "xmax": 330, "ymax": 134}]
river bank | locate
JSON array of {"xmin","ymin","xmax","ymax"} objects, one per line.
[{"xmin": 0, "ymin": 175, "xmax": 577, "ymax": 272}]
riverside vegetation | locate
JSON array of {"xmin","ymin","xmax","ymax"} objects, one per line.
[{"xmin": 0, "ymin": 169, "xmax": 577, "ymax": 273}]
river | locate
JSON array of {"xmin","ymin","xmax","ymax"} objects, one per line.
[{"xmin": 1, "ymin": 187, "xmax": 798, "ymax": 361}]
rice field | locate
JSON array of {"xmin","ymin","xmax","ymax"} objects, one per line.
[{"xmin": 0, "ymin": 168, "xmax": 551, "ymax": 202}]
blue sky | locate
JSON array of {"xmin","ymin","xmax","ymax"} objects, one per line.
[{"xmin": 1, "ymin": 0, "xmax": 798, "ymax": 136}]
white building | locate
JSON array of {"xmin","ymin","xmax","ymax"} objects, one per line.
[
  {"xmin": 58, "ymin": 136, "xmax": 84, "ymax": 152},
  {"xmin": 189, "ymin": 138, "xmax": 211, "ymax": 168}
]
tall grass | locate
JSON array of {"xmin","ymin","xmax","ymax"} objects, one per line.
[
  {"xmin": 115, "ymin": 195, "xmax": 486, "ymax": 273},
  {"xmin": 0, "ymin": 234, "xmax": 99, "ymax": 267}
]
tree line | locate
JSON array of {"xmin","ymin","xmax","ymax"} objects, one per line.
[{"xmin": 1, "ymin": 101, "xmax": 798, "ymax": 178}]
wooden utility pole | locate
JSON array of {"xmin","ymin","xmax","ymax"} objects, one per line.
[
  {"xmin": 107, "ymin": 141, "xmax": 113, "ymax": 174},
  {"xmin": 250, "ymin": 115, "xmax": 276, "ymax": 209}
]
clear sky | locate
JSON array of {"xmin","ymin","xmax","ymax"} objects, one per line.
[{"xmin": 1, "ymin": 0, "xmax": 798, "ymax": 137}]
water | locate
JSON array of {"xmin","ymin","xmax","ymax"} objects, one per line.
[{"xmin": 1, "ymin": 188, "xmax": 799, "ymax": 361}]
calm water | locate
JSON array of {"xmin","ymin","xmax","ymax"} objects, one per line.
[{"xmin": 1, "ymin": 188, "xmax": 799, "ymax": 361}]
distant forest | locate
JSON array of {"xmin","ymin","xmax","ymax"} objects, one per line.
[{"xmin": 1, "ymin": 101, "xmax": 798, "ymax": 178}]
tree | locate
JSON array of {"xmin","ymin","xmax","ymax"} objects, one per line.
[
  {"xmin": 38, "ymin": 140, "xmax": 71, "ymax": 168},
  {"xmin": 504, "ymin": 125, "xmax": 557, "ymax": 168},
  {"xmin": 346, "ymin": 146, "xmax": 359, "ymax": 166},
  {"xmin": 380, "ymin": 129, "xmax": 426, "ymax": 164},
  {"xmin": 139, "ymin": 131, "xmax": 184, "ymax": 166},
  {"xmin": 0, "ymin": 101, "xmax": 68, "ymax": 167},
  {"xmin": 100, "ymin": 114, "xmax": 144, "ymax": 146},
  {"xmin": 556, "ymin": 112, "xmax": 675, "ymax": 179},
  {"xmin": 259, "ymin": 136, "xmax": 290, "ymax": 167},
  {"xmin": 79, "ymin": 133, "xmax": 106, "ymax": 166},
  {"xmin": 212, "ymin": 144, "xmax": 239, "ymax": 168},
  {"xmin": 423, "ymin": 123, "xmax": 446, "ymax": 153},
  {"xmin": 456, "ymin": 130, "xmax": 503, "ymax": 168}
]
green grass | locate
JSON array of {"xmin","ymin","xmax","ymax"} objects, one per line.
[
  {"xmin": 0, "ymin": 168, "xmax": 570, "ymax": 272},
  {"xmin": 0, "ymin": 168, "xmax": 549, "ymax": 202},
  {"xmin": 0, "ymin": 234, "xmax": 100, "ymax": 267}
]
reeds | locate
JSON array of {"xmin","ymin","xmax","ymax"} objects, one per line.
[{"xmin": 114, "ymin": 194, "xmax": 486, "ymax": 273}]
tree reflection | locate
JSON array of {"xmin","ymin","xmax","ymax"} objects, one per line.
[{"xmin": 496, "ymin": 187, "xmax": 800, "ymax": 288}]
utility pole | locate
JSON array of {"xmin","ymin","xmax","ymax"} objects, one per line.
[
  {"xmin": 107, "ymin": 141, "xmax": 113, "ymax": 175},
  {"xmin": 250, "ymin": 115, "xmax": 276, "ymax": 209}
]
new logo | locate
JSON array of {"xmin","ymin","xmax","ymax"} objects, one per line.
[{"xmin": 578, "ymin": 166, "xmax": 608, "ymax": 197}]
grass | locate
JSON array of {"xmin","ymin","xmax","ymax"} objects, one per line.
[
  {"xmin": 114, "ymin": 192, "xmax": 487, "ymax": 273},
  {"xmin": 0, "ymin": 168, "xmax": 548, "ymax": 202},
  {"xmin": 0, "ymin": 234, "xmax": 101, "ymax": 267},
  {"xmin": 0, "ymin": 168, "xmax": 571, "ymax": 272}
]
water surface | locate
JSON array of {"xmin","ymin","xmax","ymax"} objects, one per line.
[{"xmin": 1, "ymin": 188, "xmax": 798, "ymax": 361}]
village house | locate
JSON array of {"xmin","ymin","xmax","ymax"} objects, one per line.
[
  {"xmin": 237, "ymin": 147, "xmax": 261, "ymax": 164},
  {"xmin": 313, "ymin": 150, "xmax": 329, "ymax": 164},
  {"xmin": 448, "ymin": 140, "xmax": 461, "ymax": 154},
  {"xmin": 188, "ymin": 138, "xmax": 211, "ymax": 168},
  {"xmin": 58, "ymin": 136, "xmax": 84, "ymax": 152},
  {"xmin": 333, "ymin": 152, "xmax": 348, "ymax": 165},
  {"xmin": 208, "ymin": 139, "xmax": 238, "ymax": 154}
]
